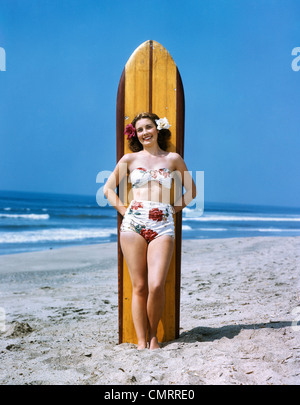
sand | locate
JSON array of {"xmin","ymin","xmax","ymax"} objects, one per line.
[{"xmin": 0, "ymin": 236, "xmax": 299, "ymax": 385}]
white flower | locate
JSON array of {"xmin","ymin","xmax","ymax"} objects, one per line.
[{"xmin": 155, "ymin": 117, "xmax": 171, "ymax": 131}]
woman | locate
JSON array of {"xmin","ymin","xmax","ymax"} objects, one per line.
[{"xmin": 104, "ymin": 112, "xmax": 196, "ymax": 350}]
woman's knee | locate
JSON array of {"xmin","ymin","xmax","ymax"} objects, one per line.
[
  {"xmin": 148, "ymin": 281, "xmax": 164, "ymax": 297},
  {"xmin": 132, "ymin": 280, "xmax": 148, "ymax": 297}
]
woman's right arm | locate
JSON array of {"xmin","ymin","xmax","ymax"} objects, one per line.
[{"xmin": 103, "ymin": 155, "xmax": 130, "ymax": 216}]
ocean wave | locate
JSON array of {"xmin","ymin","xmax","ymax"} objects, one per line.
[
  {"xmin": 251, "ymin": 228, "xmax": 300, "ymax": 232},
  {"xmin": 56, "ymin": 213, "xmax": 112, "ymax": 219},
  {"xmin": 182, "ymin": 225, "xmax": 192, "ymax": 230},
  {"xmin": 183, "ymin": 226, "xmax": 300, "ymax": 233},
  {"xmin": 183, "ymin": 214, "xmax": 300, "ymax": 222},
  {"xmin": 0, "ymin": 227, "xmax": 117, "ymax": 243},
  {"xmin": 0, "ymin": 213, "xmax": 50, "ymax": 220},
  {"xmin": 182, "ymin": 226, "xmax": 228, "ymax": 232}
]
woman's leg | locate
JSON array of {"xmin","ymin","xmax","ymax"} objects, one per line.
[
  {"xmin": 120, "ymin": 231, "xmax": 148, "ymax": 349},
  {"xmin": 147, "ymin": 235, "xmax": 175, "ymax": 349}
]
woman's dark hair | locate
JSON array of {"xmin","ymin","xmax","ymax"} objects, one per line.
[{"xmin": 128, "ymin": 112, "xmax": 171, "ymax": 152}]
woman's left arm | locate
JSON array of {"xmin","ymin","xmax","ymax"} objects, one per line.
[{"xmin": 172, "ymin": 153, "xmax": 197, "ymax": 214}]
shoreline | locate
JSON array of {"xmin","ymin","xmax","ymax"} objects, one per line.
[
  {"xmin": 0, "ymin": 236, "xmax": 299, "ymax": 385},
  {"xmin": 1, "ymin": 231, "xmax": 300, "ymax": 258}
]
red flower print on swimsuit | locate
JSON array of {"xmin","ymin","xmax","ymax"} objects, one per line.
[
  {"xmin": 131, "ymin": 201, "xmax": 143, "ymax": 210},
  {"xmin": 140, "ymin": 228, "xmax": 158, "ymax": 243},
  {"xmin": 149, "ymin": 208, "xmax": 164, "ymax": 222},
  {"xmin": 159, "ymin": 169, "xmax": 170, "ymax": 178}
]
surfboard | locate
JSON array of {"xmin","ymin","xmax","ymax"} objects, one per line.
[{"xmin": 116, "ymin": 40, "xmax": 185, "ymax": 344}]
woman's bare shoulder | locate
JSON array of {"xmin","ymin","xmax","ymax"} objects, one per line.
[
  {"xmin": 167, "ymin": 152, "xmax": 185, "ymax": 167},
  {"xmin": 168, "ymin": 152, "xmax": 183, "ymax": 160},
  {"xmin": 118, "ymin": 153, "xmax": 134, "ymax": 164},
  {"xmin": 118, "ymin": 152, "xmax": 144, "ymax": 172}
]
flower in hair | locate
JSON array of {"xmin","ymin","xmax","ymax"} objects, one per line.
[
  {"xmin": 124, "ymin": 124, "xmax": 136, "ymax": 140},
  {"xmin": 155, "ymin": 117, "xmax": 171, "ymax": 130}
]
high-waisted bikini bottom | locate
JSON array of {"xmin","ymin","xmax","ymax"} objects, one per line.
[{"xmin": 120, "ymin": 200, "xmax": 175, "ymax": 243}]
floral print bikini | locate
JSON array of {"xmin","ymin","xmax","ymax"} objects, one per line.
[{"xmin": 120, "ymin": 167, "xmax": 175, "ymax": 243}]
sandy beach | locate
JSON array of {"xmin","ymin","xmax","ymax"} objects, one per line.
[{"xmin": 0, "ymin": 236, "xmax": 299, "ymax": 385}]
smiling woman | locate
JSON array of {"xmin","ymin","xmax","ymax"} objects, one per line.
[
  {"xmin": 127, "ymin": 113, "xmax": 171, "ymax": 152},
  {"xmin": 104, "ymin": 110, "xmax": 196, "ymax": 350}
]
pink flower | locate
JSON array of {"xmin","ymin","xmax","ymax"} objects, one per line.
[
  {"xmin": 124, "ymin": 124, "xmax": 136, "ymax": 140},
  {"xmin": 159, "ymin": 169, "xmax": 170, "ymax": 178},
  {"xmin": 131, "ymin": 201, "xmax": 143, "ymax": 210}
]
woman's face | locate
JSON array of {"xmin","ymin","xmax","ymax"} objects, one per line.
[{"xmin": 135, "ymin": 118, "xmax": 158, "ymax": 147}]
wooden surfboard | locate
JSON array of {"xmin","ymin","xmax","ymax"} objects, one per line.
[{"xmin": 116, "ymin": 40, "xmax": 185, "ymax": 344}]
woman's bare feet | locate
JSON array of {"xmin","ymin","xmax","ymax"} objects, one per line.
[
  {"xmin": 149, "ymin": 336, "xmax": 160, "ymax": 350},
  {"xmin": 137, "ymin": 339, "xmax": 147, "ymax": 350}
]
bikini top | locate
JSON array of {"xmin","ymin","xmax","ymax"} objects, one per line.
[{"xmin": 129, "ymin": 167, "xmax": 173, "ymax": 189}]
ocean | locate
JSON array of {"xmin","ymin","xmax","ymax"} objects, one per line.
[{"xmin": 1, "ymin": 190, "xmax": 300, "ymax": 256}]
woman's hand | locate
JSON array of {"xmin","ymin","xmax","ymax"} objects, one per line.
[
  {"xmin": 172, "ymin": 153, "xmax": 197, "ymax": 212},
  {"xmin": 103, "ymin": 154, "xmax": 130, "ymax": 214},
  {"xmin": 119, "ymin": 206, "xmax": 128, "ymax": 217}
]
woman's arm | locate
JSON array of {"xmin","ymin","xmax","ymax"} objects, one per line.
[
  {"xmin": 103, "ymin": 155, "xmax": 130, "ymax": 216},
  {"xmin": 172, "ymin": 153, "xmax": 197, "ymax": 214}
]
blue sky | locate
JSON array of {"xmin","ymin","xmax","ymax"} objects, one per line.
[{"xmin": 0, "ymin": 0, "xmax": 300, "ymax": 207}]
